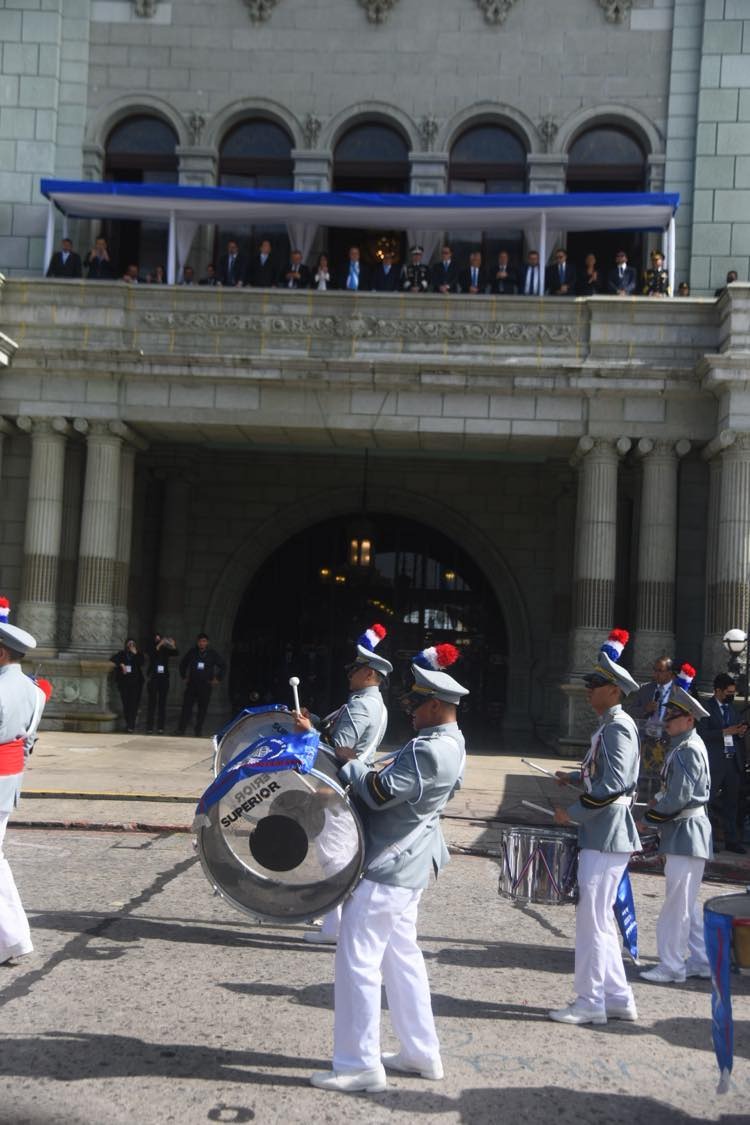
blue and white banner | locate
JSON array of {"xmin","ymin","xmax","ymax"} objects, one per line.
[
  {"xmin": 194, "ymin": 728, "xmax": 320, "ymax": 826},
  {"xmin": 614, "ymin": 870, "xmax": 639, "ymax": 964},
  {"xmin": 704, "ymin": 904, "xmax": 734, "ymax": 1094}
]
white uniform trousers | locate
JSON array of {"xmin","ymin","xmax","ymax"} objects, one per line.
[
  {"xmin": 656, "ymin": 854, "xmax": 708, "ymax": 974},
  {"xmin": 573, "ymin": 849, "xmax": 634, "ymax": 1013},
  {"xmin": 333, "ymin": 877, "xmax": 439, "ymax": 1072},
  {"xmin": 319, "ymin": 904, "xmax": 342, "ymax": 939},
  {"xmin": 0, "ymin": 810, "xmax": 32, "ymax": 962}
]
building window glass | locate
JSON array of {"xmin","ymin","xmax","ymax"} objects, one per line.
[{"xmin": 448, "ymin": 124, "xmax": 527, "ymax": 267}]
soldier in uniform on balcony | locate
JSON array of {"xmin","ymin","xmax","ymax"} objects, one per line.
[
  {"xmin": 643, "ymin": 250, "xmax": 670, "ymax": 297},
  {"xmin": 400, "ymin": 246, "xmax": 430, "ymax": 293}
]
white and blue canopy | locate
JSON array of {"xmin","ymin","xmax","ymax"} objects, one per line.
[{"xmin": 41, "ymin": 178, "xmax": 679, "ymax": 286}]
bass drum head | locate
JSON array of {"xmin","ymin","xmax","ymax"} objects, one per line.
[{"xmin": 196, "ymin": 764, "xmax": 364, "ymax": 923}]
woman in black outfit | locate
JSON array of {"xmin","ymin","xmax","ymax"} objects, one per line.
[
  {"xmin": 578, "ymin": 253, "xmax": 600, "ymax": 295},
  {"xmin": 110, "ymin": 638, "xmax": 144, "ymax": 733}
]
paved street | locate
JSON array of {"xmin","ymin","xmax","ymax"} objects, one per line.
[{"xmin": 0, "ymin": 828, "xmax": 748, "ymax": 1125}]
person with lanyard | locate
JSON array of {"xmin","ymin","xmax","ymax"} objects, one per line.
[
  {"xmin": 109, "ymin": 638, "xmax": 144, "ymax": 734},
  {"xmin": 310, "ymin": 644, "xmax": 467, "ymax": 1094},
  {"xmin": 697, "ymin": 672, "xmax": 747, "ymax": 854},
  {"xmin": 0, "ymin": 598, "xmax": 51, "ymax": 967},
  {"xmin": 638, "ymin": 663, "xmax": 712, "ymax": 983},
  {"xmin": 294, "ymin": 623, "xmax": 392, "ymax": 945},
  {"xmin": 176, "ymin": 633, "xmax": 226, "ymax": 738},
  {"xmin": 626, "ymin": 656, "xmax": 675, "ymax": 792},
  {"xmin": 145, "ymin": 632, "xmax": 178, "ymax": 734},
  {"xmin": 550, "ymin": 628, "xmax": 641, "ymax": 1025}
]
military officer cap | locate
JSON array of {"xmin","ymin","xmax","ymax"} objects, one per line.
[
  {"xmin": 583, "ymin": 629, "xmax": 640, "ymax": 697},
  {"xmin": 407, "ymin": 643, "xmax": 469, "ymax": 706},
  {"xmin": 348, "ymin": 623, "xmax": 393, "ymax": 678},
  {"xmin": 0, "ymin": 597, "xmax": 37, "ymax": 657},
  {"xmin": 664, "ymin": 663, "xmax": 709, "ymax": 721},
  {"xmin": 409, "ymin": 245, "xmax": 423, "ymax": 256}
]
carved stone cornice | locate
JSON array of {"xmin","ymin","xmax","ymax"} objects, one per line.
[
  {"xmin": 597, "ymin": 0, "xmax": 632, "ymax": 22},
  {"xmin": 476, "ymin": 0, "xmax": 521, "ymax": 24},
  {"xmin": 140, "ymin": 308, "xmax": 578, "ymax": 347},
  {"xmin": 244, "ymin": 0, "xmax": 280, "ymax": 22},
  {"xmin": 359, "ymin": 0, "xmax": 399, "ymax": 21}
]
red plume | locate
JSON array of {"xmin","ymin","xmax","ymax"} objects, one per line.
[
  {"xmin": 435, "ymin": 643, "xmax": 460, "ymax": 669},
  {"xmin": 608, "ymin": 629, "xmax": 630, "ymax": 646},
  {"xmin": 680, "ymin": 664, "xmax": 696, "ymax": 679},
  {"xmin": 370, "ymin": 623, "xmax": 386, "ymax": 639}
]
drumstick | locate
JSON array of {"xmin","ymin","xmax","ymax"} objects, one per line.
[
  {"xmin": 289, "ymin": 676, "xmax": 301, "ymax": 713},
  {"xmin": 521, "ymin": 758, "xmax": 583, "ymax": 791},
  {"xmin": 521, "ymin": 799, "xmax": 555, "ymax": 818}
]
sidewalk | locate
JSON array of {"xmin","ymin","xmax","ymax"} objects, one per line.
[{"xmin": 15, "ymin": 730, "xmax": 750, "ymax": 884}]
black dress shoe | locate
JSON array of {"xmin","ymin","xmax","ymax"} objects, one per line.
[{"xmin": 725, "ymin": 842, "xmax": 747, "ymax": 854}]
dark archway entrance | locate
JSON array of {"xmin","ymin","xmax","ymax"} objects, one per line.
[{"xmin": 229, "ymin": 514, "xmax": 508, "ymax": 745}]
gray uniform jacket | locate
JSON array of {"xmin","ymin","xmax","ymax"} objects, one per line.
[
  {"xmin": 566, "ymin": 705, "xmax": 640, "ymax": 853},
  {"xmin": 644, "ymin": 730, "xmax": 712, "ymax": 860},
  {"xmin": 0, "ymin": 664, "xmax": 46, "ymax": 813},
  {"xmin": 340, "ymin": 721, "xmax": 465, "ymax": 889},
  {"xmin": 326, "ymin": 685, "xmax": 387, "ymax": 764}
]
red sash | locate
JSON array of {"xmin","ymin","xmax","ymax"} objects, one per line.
[{"xmin": 0, "ymin": 738, "xmax": 25, "ymax": 776}]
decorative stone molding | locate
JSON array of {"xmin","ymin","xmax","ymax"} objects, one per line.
[
  {"xmin": 537, "ymin": 116, "xmax": 558, "ymax": 153},
  {"xmin": 187, "ymin": 111, "xmax": 206, "ymax": 146},
  {"xmin": 140, "ymin": 308, "xmax": 579, "ymax": 346},
  {"xmin": 359, "ymin": 0, "xmax": 399, "ymax": 22},
  {"xmin": 302, "ymin": 113, "xmax": 322, "ymax": 149},
  {"xmin": 133, "ymin": 0, "xmax": 157, "ymax": 16},
  {"xmin": 244, "ymin": 0, "xmax": 279, "ymax": 21},
  {"xmin": 476, "ymin": 0, "xmax": 520, "ymax": 24},
  {"xmin": 418, "ymin": 115, "xmax": 439, "ymax": 152},
  {"xmin": 597, "ymin": 0, "xmax": 632, "ymax": 23}
]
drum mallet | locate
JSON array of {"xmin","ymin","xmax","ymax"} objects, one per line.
[
  {"xmin": 289, "ymin": 676, "xmax": 301, "ymax": 713},
  {"xmin": 521, "ymin": 757, "xmax": 583, "ymax": 791},
  {"xmin": 521, "ymin": 800, "xmax": 555, "ymax": 818}
]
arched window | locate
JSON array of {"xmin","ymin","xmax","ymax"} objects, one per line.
[
  {"xmin": 448, "ymin": 124, "xmax": 527, "ymax": 267},
  {"xmin": 219, "ymin": 119, "xmax": 294, "ymax": 189},
  {"xmin": 216, "ymin": 118, "xmax": 294, "ymax": 266},
  {"xmin": 104, "ymin": 114, "xmax": 178, "ymax": 277},
  {"xmin": 566, "ymin": 126, "xmax": 646, "ymax": 191},
  {"xmin": 565, "ymin": 125, "xmax": 648, "ymax": 282}
]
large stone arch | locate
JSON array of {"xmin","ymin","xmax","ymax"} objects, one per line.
[
  {"xmin": 439, "ymin": 102, "xmax": 539, "ymax": 157},
  {"xmin": 203, "ymin": 97, "xmax": 304, "ymax": 152},
  {"xmin": 554, "ymin": 103, "xmax": 663, "ymax": 157},
  {"xmin": 319, "ymin": 102, "xmax": 420, "ymax": 154},
  {"xmin": 85, "ymin": 93, "xmax": 189, "ymax": 150},
  {"xmin": 204, "ymin": 485, "xmax": 534, "ymax": 723}
]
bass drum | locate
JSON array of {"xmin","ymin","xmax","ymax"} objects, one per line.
[{"xmin": 196, "ymin": 761, "xmax": 364, "ymax": 924}]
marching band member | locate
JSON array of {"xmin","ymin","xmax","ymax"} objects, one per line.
[
  {"xmin": 310, "ymin": 644, "xmax": 467, "ymax": 1094},
  {"xmin": 550, "ymin": 629, "xmax": 641, "ymax": 1025},
  {"xmin": 639, "ymin": 664, "xmax": 712, "ymax": 983},
  {"xmin": 295, "ymin": 624, "xmax": 392, "ymax": 944},
  {"xmin": 0, "ymin": 599, "xmax": 50, "ymax": 967}
]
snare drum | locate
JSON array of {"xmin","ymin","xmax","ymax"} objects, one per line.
[
  {"xmin": 704, "ymin": 891, "xmax": 750, "ymax": 971},
  {"xmin": 498, "ymin": 823, "xmax": 579, "ymax": 906}
]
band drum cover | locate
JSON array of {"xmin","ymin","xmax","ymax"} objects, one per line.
[
  {"xmin": 196, "ymin": 707, "xmax": 365, "ymax": 923},
  {"xmin": 498, "ymin": 824, "xmax": 579, "ymax": 906}
]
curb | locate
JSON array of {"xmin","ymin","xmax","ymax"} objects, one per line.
[{"xmin": 14, "ymin": 819, "xmax": 190, "ymax": 834}]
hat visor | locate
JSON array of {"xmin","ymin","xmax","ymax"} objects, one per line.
[{"xmin": 583, "ymin": 673, "xmax": 611, "ymax": 688}]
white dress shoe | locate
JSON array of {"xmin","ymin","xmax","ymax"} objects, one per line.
[
  {"xmin": 381, "ymin": 1051, "xmax": 444, "ymax": 1080},
  {"xmin": 309, "ymin": 1066, "xmax": 387, "ymax": 1093},
  {"xmin": 639, "ymin": 965, "xmax": 685, "ymax": 983},
  {"xmin": 303, "ymin": 930, "xmax": 337, "ymax": 944},
  {"xmin": 685, "ymin": 962, "xmax": 711, "ymax": 979},
  {"xmin": 548, "ymin": 1003, "xmax": 606, "ymax": 1025},
  {"xmin": 605, "ymin": 1001, "xmax": 638, "ymax": 1021}
]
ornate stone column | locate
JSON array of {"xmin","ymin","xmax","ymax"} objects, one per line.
[
  {"xmin": 57, "ymin": 439, "xmax": 84, "ymax": 651},
  {"xmin": 112, "ymin": 442, "xmax": 136, "ymax": 645},
  {"xmin": 631, "ymin": 438, "xmax": 691, "ymax": 676},
  {"xmin": 15, "ymin": 416, "xmax": 69, "ymax": 651},
  {"xmin": 0, "ymin": 419, "xmax": 12, "ymax": 481},
  {"xmin": 69, "ymin": 420, "xmax": 123, "ymax": 654},
  {"xmin": 561, "ymin": 435, "xmax": 631, "ymax": 744},
  {"xmin": 703, "ymin": 432, "xmax": 750, "ymax": 677}
]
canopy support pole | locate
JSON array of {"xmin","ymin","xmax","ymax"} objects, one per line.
[
  {"xmin": 539, "ymin": 211, "xmax": 547, "ymax": 297},
  {"xmin": 44, "ymin": 200, "xmax": 55, "ymax": 276},
  {"xmin": 667, "ymin": 215, "xmax": 676, "ymax": 297},
  {"xmin": 167, "ymin": 210, "xmax": 176, "ymax": 285}
]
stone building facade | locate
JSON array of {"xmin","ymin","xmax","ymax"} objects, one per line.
[{"xmin": 1, "ymin": 0, "xmax": 750, "ymax": 744}]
